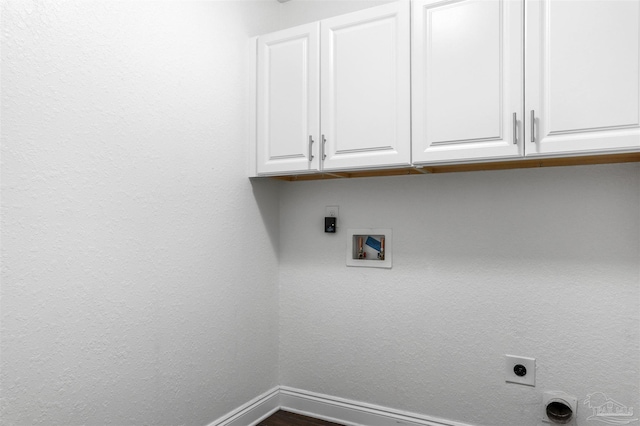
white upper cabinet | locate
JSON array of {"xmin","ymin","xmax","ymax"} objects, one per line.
[
  {"xmin": 525, "ymin": 0, "xmax": 640, "ymax": 156},
  {"xmin": 412, "ymin": 0, "xmax": 640, "ymax": 164},
  {"xmin": 255, "ymin": 2, "xmax": 410, "ymax": 175},
  {"xmin": 321, "ymin": 1, "xmax": 411, "ymax": 171},
  {"xmin": 255, "ymin": 0, "xmax": 640, "ymax": 177},
  {"xmin": 256, "ymin": 23, "xmax": 320, "ymax": 175},
  {"xmin": 412, "ymin": 0, "xmax": 524, "ymax": 164}
]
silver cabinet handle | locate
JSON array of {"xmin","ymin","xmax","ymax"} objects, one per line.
[
  {"xmin": 512, "ymin": 112, "xmax": 517, "ymax": 145},
  {"xmin": 322, "ymin": 134, "xmax": 327, "ymax": 160},
  {"xmin": 308, "ymin": 135, "xmax": 314, "ymax": 161},
  {"xmin": 530, "ymin": 110, "xmax": 535, "ymax": 143}
]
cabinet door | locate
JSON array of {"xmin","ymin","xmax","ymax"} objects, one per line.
[
  {"xmin": 320, "ymin": 2, "xmax": 411, "ymax": 171},
  {"xmin": 257, "ymin": 23, "xmax": 320, "ymax": 175},
  {"xmin": 412, "ymin": 0, "xmax": 523, "ymax": 164},
  {"xmin": 525, "ymin": 0, "xmax": 640, "ymax": 156}
]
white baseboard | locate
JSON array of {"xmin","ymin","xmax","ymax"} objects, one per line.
[
  {"xmin": 279, "ymin": 386, "xmax": 474, "ymax": 426},
  {"xmin": 209, "ymin": 387, "xmax": 280, "ymax": 426},
  {"xmin": 211, "ymin": 386, "xmax": 474, "ymax": 426}
]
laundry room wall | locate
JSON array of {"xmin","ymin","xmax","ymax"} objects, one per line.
[
  {"xmin": 277, "ymin": 162, "xmax": 640, "ymax": 426},
  {"xmin": 1, "ymin": 1, "xmax": 282, "ymax": 424},
  {"xmin": 273, "ymin": 2, "xmax": 639, "ymax": 423}
]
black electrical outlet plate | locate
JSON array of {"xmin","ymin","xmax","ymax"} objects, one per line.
[{"xmin": 325, "ymin": 217, "xmax": 336, "ymax": 233}]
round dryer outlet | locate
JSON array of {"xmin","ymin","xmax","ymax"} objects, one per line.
[{"xmin": 542, "ymin": 391, "xmax": 577, "ymax": 425}]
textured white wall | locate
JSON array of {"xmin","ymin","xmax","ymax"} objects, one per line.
[
  {"xmin": 1, "ymin": 1, "xmax": 281, "ymax": 424},
  {"xmin": 276, "ymin": 3, "xmax": 640, "ymax": 424},
  {"xmin": 274, "ymin": 0, "xmax": 395, "ymax": 28},
  {"xmin": 278, "ymin": 163, "xmax": 640, "ymax": 426}
]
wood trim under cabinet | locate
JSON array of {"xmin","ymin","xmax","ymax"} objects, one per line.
[{"xmin": 261, "ymin": 152, "xmax": 640, "ymax": 181}]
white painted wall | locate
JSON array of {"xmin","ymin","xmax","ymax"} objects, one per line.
[
  {"xmin": 275, "ymin": 3, "xmax": 640, "ymax": 424},
  {"xmin": 275, "ymin": 0, "xmax": 395, "ymax": 28},
  {"xmin": 278, "ymin": 163, "xmax": 640, "ymax": 426},
  {"xmin": 1, "ymin": 1, "xmax": 282, "ymax": 424}
]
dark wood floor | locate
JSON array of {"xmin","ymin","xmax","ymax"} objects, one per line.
[{"xmin": 258, "ymin": 410, "xmax": 344, "ymax": 426}]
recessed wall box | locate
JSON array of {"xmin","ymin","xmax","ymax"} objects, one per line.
[{"xmin": 346, "ymin": 228, "xmax": 392, "ymax": 269}]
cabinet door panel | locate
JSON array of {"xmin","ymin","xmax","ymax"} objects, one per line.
[
  {"xmin": 526, "ymin": 0, "xmax": 640, "ymax": 155},
  {"xmin": 412, "ymin": 0, "xmax": 523, "ymax": 163},
  {"xmin": 321, "ymin": 2, "xmax": 410, "ymax": 171},
  {"xmin": 257, "ymin": 23, "xmax": 320, "ymax": 175}
]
